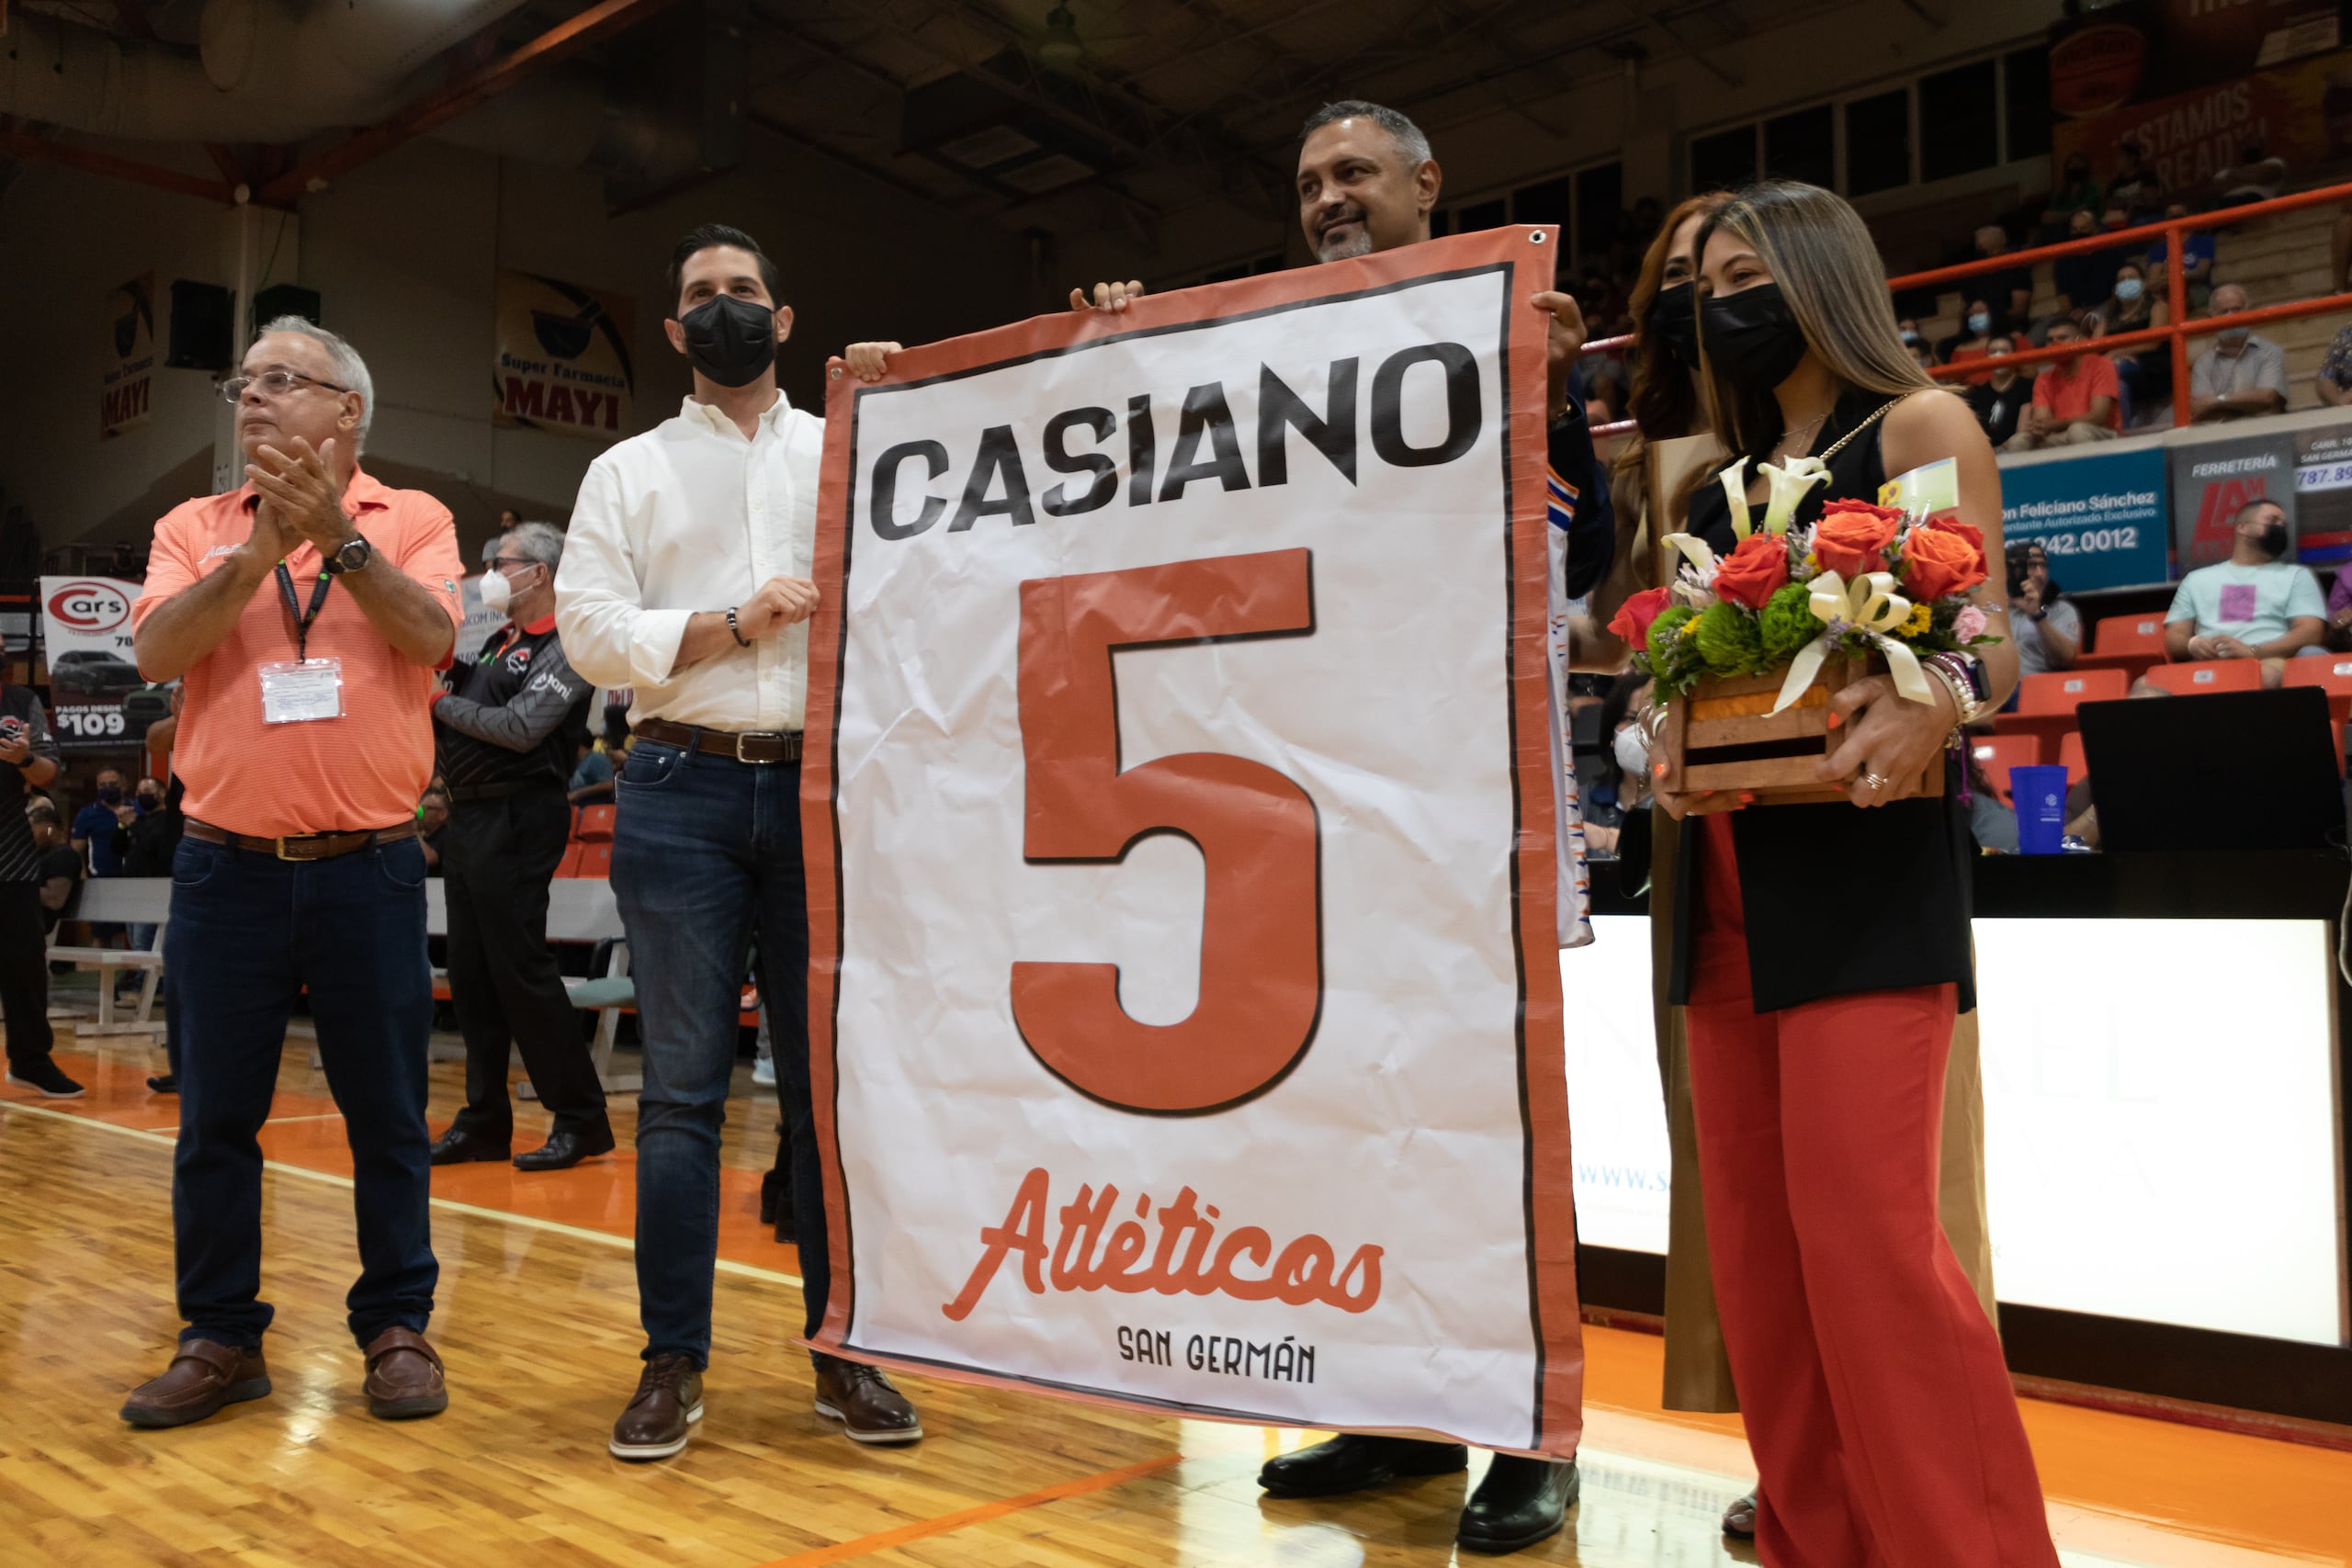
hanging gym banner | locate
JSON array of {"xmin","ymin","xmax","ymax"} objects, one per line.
[
  {"xmin": 102, "ymin": 274, "xmax": 155, "ymax": 441},
  {"xmin": 491, "ymin": 270, "xmax": 636, "ymax": 440},
  {"xmin": 801, "ymin": 226, "xmax": 1583, "ymax": 1458}
]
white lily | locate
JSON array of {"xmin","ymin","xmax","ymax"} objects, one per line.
[
  {"xmin": 1768, "ymin": 569, "xmax": 1937, "ymax": 715},
  {"xmin": 1716, "ymin": 458, "xmax": 1753, "ymax": 539},
  {"xmin": 1756, "ymin": 456, "xmax": 1830, "ymax": 536}
]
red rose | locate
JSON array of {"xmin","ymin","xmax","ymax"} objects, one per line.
[
  {"xmin": 1900, "ymin": 516, "xmax": 1989, "ymax": 602},
  {"xmin": 1712, "ymin": 532, "xmax": 1791, "ymax": 610},
  {"xmin": 1811, "ymin": 498, "xmax": 1904, "ymax": 579},
  {"xmin": 1609, "ymin": 584, "xmax": 1672, "ymax": 649}
]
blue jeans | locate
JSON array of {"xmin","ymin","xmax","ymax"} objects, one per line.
[
  {"xmin": 613, "ymin": 739, "xmax": 817, "ymax": 1367},
  {"xmin": 168, "ymin": 832, "xmax": 437, "ymax": 1349}
]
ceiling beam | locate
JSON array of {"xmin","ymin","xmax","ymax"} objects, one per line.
[
  {"xmin": 0, "ymin": 123, "xmax": 232, "ymax": 205},
  {"xmin": 254, "ymin": 0, "xmax": 690, "ymax": 208}
]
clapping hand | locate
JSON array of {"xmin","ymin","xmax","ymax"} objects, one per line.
[{"xmin": 246, "ymin": 437, "xmax": 354, "ymax": 554}]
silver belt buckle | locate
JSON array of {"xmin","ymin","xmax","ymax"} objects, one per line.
[{"xmin": 734, "ymin": 730, "xmax": 785, "ymax": 763}]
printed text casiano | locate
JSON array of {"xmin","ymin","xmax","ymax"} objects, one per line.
[{"xmin": 865, "ymin": 341, "xmax": 1484, "ymax": 542}]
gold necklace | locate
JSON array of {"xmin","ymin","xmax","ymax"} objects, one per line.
[{"xmin": 1771, "ymin": 409, "xmax": 1831, "ymax": 459}]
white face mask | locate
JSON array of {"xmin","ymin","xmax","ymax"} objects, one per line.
[
  {"xmin": 479, "ymin": 570, "xmax": 513, "ymax": 615},
  {"xmin": 1613, "ymin": 722, "xmax": 1652, "ymax": 782}
]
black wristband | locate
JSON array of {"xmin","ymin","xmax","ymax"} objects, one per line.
[{"xmin": 726, "ymin": 606, "xmax": 752, "ymax": 648}]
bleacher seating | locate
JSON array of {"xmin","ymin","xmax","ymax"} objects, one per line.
[
  {"xmin": 2076, "ymin": 615, "xmax": 2167, "ymax": 686},
  {"xmin": 2014, "ymin": 669, "xmax": 2127, "ymax": 715},
  {"xmin": 2058, "ymin": 730, "xmax": 2087, "ymax": 787},
  {"xmin": 2142, "ymin": 659, "xmax": 2267, "ymax": 696},
  {"xmin": 578, "ymin": 842, "xmax": 614, "ymax": 878},
  {"xmin": 1970, "ymin": 735, "xmax": 2041, "ymax": 801},
  {"xmin": 2280, "ymin": 654, "xmax": 2352, "ymax": 720},
  {"xmin": 575, "ymin": 804, "xmax": 616, "ymax": 842}
]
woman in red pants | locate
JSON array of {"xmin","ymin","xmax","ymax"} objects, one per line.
[{"xmin": 1648, "ymin": 179, "xmax": 2061, "ymax": 1567}]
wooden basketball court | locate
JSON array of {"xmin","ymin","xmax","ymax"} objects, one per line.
[{"xmin": 4, "ymin": 1032, "xmax": 2346, "ymax": 1567}]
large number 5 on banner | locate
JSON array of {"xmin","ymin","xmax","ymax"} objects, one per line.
[{"xmin": 1012, "ymin": 548, "xmax": 1321, "ymax": 1114}]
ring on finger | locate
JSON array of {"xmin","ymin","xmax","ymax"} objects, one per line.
[{"xmin": 1858, "ymin": 771, "xmax": 1890, "ymax": 793}]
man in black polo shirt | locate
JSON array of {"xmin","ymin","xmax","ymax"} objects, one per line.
[{"xmin": 425, "ymin": 521, "xmax": 610, "ymax": 1171}]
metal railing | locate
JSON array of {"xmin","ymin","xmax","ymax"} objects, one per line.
[{"xmin": 1581, "ymin": 178, "xmax": 2352, "ymax": 438}]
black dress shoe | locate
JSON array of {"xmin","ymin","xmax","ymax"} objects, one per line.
[
  {"xmin": 1258, "ymin": 1434, "xmax": 1467, "ymax": 1498},
  {"xmin": 427, "ymin": 1127, "xmax": 510, "ymax": 1166},
  {"xmin": 1723, "ymin": 1489, "xmax": 1758, "ymax": 1539},
  {"xmin": 1456, "ymin": 1455, "xmax": 1578, "ymax": 1555},
  {"xmin": 145, "ymin": 1074, "xmax": 179, "ymax": 1095},
  {"xmin": 514, "ymin": 1122, "xmax": 616, "ymax": 1171}
]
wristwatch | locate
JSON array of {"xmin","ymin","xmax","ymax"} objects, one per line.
[{"xmin": 322, "ymin": 533, "xmax": 373, "ymax": 575}]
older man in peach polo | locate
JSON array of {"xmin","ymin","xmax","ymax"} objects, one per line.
[{"xmin": 119, "ymin": 317, "xmax": 465, "ymax": 1432}]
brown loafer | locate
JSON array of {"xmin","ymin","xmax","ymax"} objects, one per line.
[
  {"xmin": 812, "ymin": 1356, "xmax": 922, "ymax": 1445},
  {"xmin": 362, "ymin": 1326, "xmax": 448, "ymax": 1420},
  {"xmin": 121, "ymin": 1338, "xmax": 271, "ymax": 1428},
  {"xmin": 610, "ymin": 1354, "xmax": 703, "ymax": 1461}
]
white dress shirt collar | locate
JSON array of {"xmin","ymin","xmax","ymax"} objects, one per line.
[{"xmin": 679, "ymin": 387, "xmax": 791, "ymax": 438}]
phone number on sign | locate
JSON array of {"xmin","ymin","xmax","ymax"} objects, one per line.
[{"xmin": 2024, "ymin": 525, "xmax": 2141, "ymax": 558}]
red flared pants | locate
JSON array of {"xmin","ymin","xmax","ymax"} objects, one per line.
[{"xmin": 1683, "ymin": 817, "xmax": 2059, "ymax": 1568}]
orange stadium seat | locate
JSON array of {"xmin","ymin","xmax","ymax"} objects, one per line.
[
  {"xmin": 555, "ymin": 844, "xmax": 585, "ymax": 878},
  {"xmin": 1969, "ymin": 735, "xmax": 2042, "ymax": 798},
  {"xmin": 2013, "ymin": 669, "xmax": 2127, "ymax": 716},
  {"xmin": 2058, "ymin": 731, "xmax": 2087, "ymax": 786},
  {"xmin": 575, "ymin": 804, "xmax": 617, "ymax": 842},
  {"xmin": 577, "ymin": 842, "xmax": 614, "ymax": 878},
  {"xmin": 2280, "ymin": 654, "xmax": 2352, "ymax": 720},
  {"xmin": 2075, "ymin": 615, "xmax": 2169, "ymax": 684},
  {"xmin": 2141, "ymin": 659, "xmax": 2265, "ymax": 696}
]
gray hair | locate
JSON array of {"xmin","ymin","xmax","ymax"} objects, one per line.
[
  {"xmin": 256, "ymin": 314, "xmax": 375, "ymax": 452},
  {"xmin": 1300, "ymin": 100, "xmax": 1431, "ymax": 168},
  {"xmin": 25, "ymin": 798, "xmax": 57, "ymax": 828},
  {"xmin": 501, "ymin": 519, "xmax": 567, "ymax": 573}
]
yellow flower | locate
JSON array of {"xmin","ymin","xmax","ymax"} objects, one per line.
[{"xmin": 1897, "ymin": 602, "xmax": 1932, "ymax": 638}]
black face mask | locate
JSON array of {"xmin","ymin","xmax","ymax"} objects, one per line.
[
  {"xmin": 1645, "ymin": 281, "xmax": 1702, "ymax": 372},
  {"xmin": 1700, "ymin": 282, "xmax": 1809, "ymax": 394},
  {"xmin": 677, "ymin": 294, "xmax": 777, "ymax": 388},
  {"xmin": 2258, "ymin": 521, "xmax": 2290, "ymax": 558}
]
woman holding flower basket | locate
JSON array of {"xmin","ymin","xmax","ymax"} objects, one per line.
[{"xmin": 1615, "ymin": 180, "xmax": 2059, "ymax": 1567}]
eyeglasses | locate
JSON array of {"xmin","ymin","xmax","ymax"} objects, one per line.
[
  {"xmin": 220, "ymin": 368, "xmax": 350, "ymax": 404},
  {"xmin": 483, "ymin": 556, "xmax": 541, "ymax": 573}
]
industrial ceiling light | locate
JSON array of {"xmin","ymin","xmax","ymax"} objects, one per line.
[{"xmin": 1037, "ymin": 3, "xmax": 1085, "ymax": 71}]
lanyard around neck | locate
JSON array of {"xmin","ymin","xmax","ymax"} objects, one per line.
[{"xmin": 275, "ymin": 559, "xmax": 334, "ymax": 662}]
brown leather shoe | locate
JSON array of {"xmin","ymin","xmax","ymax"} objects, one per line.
[
  {"xmin": 813, "ymin": 1356, "xmax": 922, "ymax": 1445},
  {"xmin": 120, "ymin": 1338, "xmax": 271, "ymax": 1428},
  {"xmin": 610, "ymin": 1354, "xmax": 704, "ymax": 1461},
  {"xmin": 362, "ymin": 1326, "xmax": 448, "ymax": 1420}
]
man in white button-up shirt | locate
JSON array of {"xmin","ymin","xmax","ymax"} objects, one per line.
[{"xmin": 556, "ymin": 224, "xmax": 923, "ymax": 1463}]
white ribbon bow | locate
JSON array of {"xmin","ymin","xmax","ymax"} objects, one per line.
[
  {"xmin": 1770, "ymin": 570, "xmax": 1937, "ymax": 715},
  {"xmin": 1717, "ymin": 456, "xmax": 1830, "ymax": 539}
]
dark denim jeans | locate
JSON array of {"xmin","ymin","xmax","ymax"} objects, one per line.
[
  {"xmin": 168, "ymin": 832, "xmax": 437, "ymax": 1348},
  {"xmin": 612, "ymin": 738, "xmax": 817, "ymax": 1367}
]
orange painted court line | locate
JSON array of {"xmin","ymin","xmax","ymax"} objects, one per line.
[{"xmin": 744, "ymin": 1453, "xmax": 1183, "ymax": 1568}]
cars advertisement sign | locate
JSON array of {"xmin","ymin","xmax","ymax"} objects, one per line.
[{"xmin": 40, "ymin": 576, "xmax": 151, "ymax": 748}]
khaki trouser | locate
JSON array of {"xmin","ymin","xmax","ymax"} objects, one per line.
[
  {"xmin": 1652, "ymin": 816, "xmax": 1996, "ymax": 1413},
  {"xmin": 2004, "ymin": 420, "xmax": 2116, "ymax": 451}
]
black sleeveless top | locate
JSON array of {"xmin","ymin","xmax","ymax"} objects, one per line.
[{"xmin": 1667, "ymin": 389, "xmax": 1977, "ymax": 1013}]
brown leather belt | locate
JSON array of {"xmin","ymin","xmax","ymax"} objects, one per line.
[
  {"xmin": 186, "ymin": 817, "xmax": 420, "ymax": 862},
  {"xmin": 631, "ymin": 716, "xmax": 803, "ymax": 764}
]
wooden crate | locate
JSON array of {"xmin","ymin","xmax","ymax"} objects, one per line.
[{"xmin": 1657, "ymin": 657, "xmax": 1943, "ymax": 806}]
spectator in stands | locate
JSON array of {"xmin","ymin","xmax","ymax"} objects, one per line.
[
  {"xmin": 567, "ymin": 712, "xmax": 628, "ymax": 805},
  {"xmin": 1896, "ymin": 316, "xmax": 1924, "ymax": 352},
  {"xmin": 121, "ymin": 314, "xmax": 460, "ymax": 1430},
  {"xmin": 2211, "ymin": 142, "xmax": 2286, "ymax": 207},
  {"xmin": 28, "ymin": 799, "xmax": 79, "ymax": 934},
  {"xmin": 2107, "ymin": 141, "xmax": 2164, "ymax": 219},
  {"xmin": 2006, "ymin": 319, "xmax": 2120, "ymax": 447},
  {"xmin": 2164, "ymin": 498, "xmax": 2325, "ymax": 683},
  {"xmin": 1935, "ymin": 298, "xmax": 1998, "ymax": 382},
  {"xmin": 0, "ymin": 685, "xmax": 71, "ymax": 1098},
  {"xmin": 1966, "ymin": 333, "xmax": 2030, "ymax": 447},
  {"xmin": 497, "ymin": 508, "xmax": 522, "ymax": 532},
  {"xmin": 2317, "ymin": 323, "xmax": 2352, "ymax": 409},
  {"xmin": 1971, "ymin": 225, "xmax": 2035, "ymax": 333},
  {"xmin": 2007, "ymin": 540, "xmax": 2079, "ymax": 675},
  {"xmin": 425, "ymin": 519, "xmax": 610, "ymax": 1175},
  {"xmin": 2052, "ymin": 208, "xmax": 2110, "ymax": 315},
  {"xmin": 2324, "ymin": 557, "xmax": 2352, "ymax": 651},
  {"xmin": 2189, "ymin": 284, "xmax": 2289, "ymax": 423},
  {"xmin": 70, "ymin": 767, "xmax": 132, "ymax": 876},
  {"xmin": 2094, "ymin": 260, "xmax": 2170, "ymax": 423},
  {"xmin": 2039, "ymin": 152, "xmax": 2103, "ymax": 242},
  {"xmin": 416, "ymin": 786, "xmax": 449, "ymax": 874},
  {"xmin": 2147, "ymin": 203, "xmax": 2215, "ymax": 310}
]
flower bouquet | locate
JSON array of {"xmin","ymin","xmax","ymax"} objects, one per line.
[{"xmin": 1611, "ymin": 457, "xmax": 1997, "ymax": 806}]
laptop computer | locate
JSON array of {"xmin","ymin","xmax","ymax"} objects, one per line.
[{"xmin": 2077, "ymin": 686, "xmax": 2343, "ymax": 852}]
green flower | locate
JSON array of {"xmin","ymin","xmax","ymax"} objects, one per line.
[
  {"xmin": 1647, "ymin": 604, "xmax": 1695, "ymax": 661},
  {"xmin": 1692, "ymin": 600, "xmax": 1763, "ymax": 676},
  {"xmin": 1758, "ymin": 581, "xmax": 1819, "ymax": 667}
]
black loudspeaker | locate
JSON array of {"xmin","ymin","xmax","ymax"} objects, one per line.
[
  {"xmin": 251, "ymin": 283, "xmax": 322, "ymax": 332},
  {"xmin": 165, "ymin": 280, "xmax": 233, "ymax": 371}
]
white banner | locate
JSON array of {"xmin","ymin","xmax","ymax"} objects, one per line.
[{"xmin": 803, "ymin": 228, "xmax": 1583, "ymax": 1456}]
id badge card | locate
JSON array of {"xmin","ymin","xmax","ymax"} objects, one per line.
[{"xmin": 259, "ymin": 658, "xmax": 345, "ymax": 724}]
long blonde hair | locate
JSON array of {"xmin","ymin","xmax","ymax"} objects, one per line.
[{"xmin": 1692, "ymin": 179, "xmax": 1936, "ymax": 463}]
